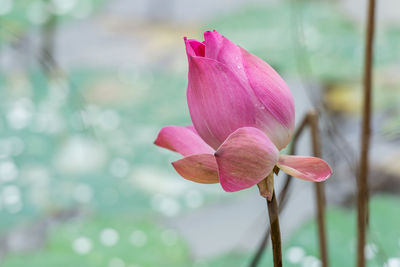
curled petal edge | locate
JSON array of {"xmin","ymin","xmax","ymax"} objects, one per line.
[
  {"xmin": 154, "ymin": 125, "xmax": 214, "ymax": 157},
  {"xmin": 172, "ymin": 154, "xmax": 219, "ymax": 184},
  {"xmin": 277, "ymin": 155, "xmax": 332, "ymax": 182}
]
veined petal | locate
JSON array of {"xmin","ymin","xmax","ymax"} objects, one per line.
[
  {"xmin": 187, "ymin": 56, "xmax": 256, "ymax": 149},
  {"xmin": 172, "ymin": 154, "xmax": 219, "ymax": 184},
  {"xmin": 203, "ymin": 30, "xmax": 247, "ymax": 80},
  {"xmin": 154, "ymin": 126, "xmax": 214, "ymax": 156},
  {"xmin": 203, "ymin": 30, "xmax": 224, "ymax": 60},
  {"xmin": 277, "ymin": 155, "xmax": 332, "ymax": 182},
  {"xmin": 184, "ymin": 37, "xmax": 205, "ymax": 57},
  {"xmin": 214, "ymin": 127, "xmax": 279, "ymax": 192},
  {"xmin": 241, "ymin": 48, "xmax": 295, "ymax": 150}
]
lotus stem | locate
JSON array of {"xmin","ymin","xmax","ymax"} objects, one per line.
[
  {"xmin": 267, "ymin": 186, "xmax": 282, "ymax": 267},
  {"xmin": 251, "ymin": 112, "xmax": 329, "ymax": 267},
  {"xmin": 308, "ymin": 111, "xmax": 329, "ymax": 267},
  {"xmin": 357, "ymin": 0, "xmax": 376, "ymax": 266},
  {"xmin": 250, "ymin": 115, "xmax": 309, "ymax": 267}
]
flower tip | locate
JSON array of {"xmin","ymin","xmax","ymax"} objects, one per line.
[
  {"xmin": 313, "ymin": 168, "xmax": 333, "ymax": 183},
  {"xmin": 321, "ymin": 169, "xmax": 333, "ymax": 182},
  {"xmin": 153, "ymin": 139, "xmax": 159, "ymax": 146},
  {"xmin": 153, "ymin": 135, "xmax": 159, "ymax": 146},
  {"xmin": 204, "ymin": 30, "xmax": 219, "ymax": 39},
  {"xmin": 171, "ymin": 160, "xmax": 177, "ymax": 168},
  {"xmin": 153, "ymin": 131, "xmax": 162, "ymax": 147},
  {"xmin": 171, "ymin": 160, "xmax": 183, "ymax": 175},
  {"xmin": 204, "ymin": 30, "xmax": 218, "ymax": 37},
  {"xmin": 321, "ymin": 165, "xmax": 333, "ymax": 181}
]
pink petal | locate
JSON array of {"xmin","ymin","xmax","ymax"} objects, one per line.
[
  {"xmin": 203, "ymin": 30, "xmax": 247, "ymax": 80},
  {"xmin": 240, "ymin": 48, "xmax": 295, "ymax": 150},
  {"xmin": 214, "ymin": 127, "xmax": 279, "ymax": 192},
  {"xmin": 203, "ymin": 30, "xmax": 224, "ymax": 60},
  {"xmin": 187, "ymin": 56, "xmax": 256, "ymax": 149},
  {"xmin": 185, "ymin": 125, "xmax": 198, "ymax": 134},
  {"xmin": 186, "ymin": 30, "xmax": 295, "ymax": 151},
  {"xmin": 277, "ymin": 155, "xmax": 332, "ymax": 182},
  {"xmin": 184, "ymin": 37, "xmax": 205, "ymax": 57},
  {"xmin": 202, "ymin": 30, "xmax": 295, "ymax": 149},
  {"xmin": 172, "ymin": 154, "xmax": 219, "ymax": 184},
  {"xmin": 154, "ymin": 126, "xmax": 214, "ymax": 156}
]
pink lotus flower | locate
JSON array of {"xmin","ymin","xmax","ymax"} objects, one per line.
[{"xmin": 154, "ymin": 30, "xmax": 332, "ymax": 193}]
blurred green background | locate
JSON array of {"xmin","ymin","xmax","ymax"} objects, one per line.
[{"xmin": 0, "ymin": 0, "xmax": 400, "ymax": 266}]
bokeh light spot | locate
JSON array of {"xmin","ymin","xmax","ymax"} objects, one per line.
[
  {"xmin": 100, "ymin": 228, "xmax": 120, "ymax": 247},
  {"xmin": 130, "ymin": 230, "xmax": 147, "ymax": 247},
  {"xmin": 286, "ymin": 246, "xmax": 306, "ymax": 264},
  {"xmin": 72, "ymin": 237, "xmax": 93, "ymax": 255}
]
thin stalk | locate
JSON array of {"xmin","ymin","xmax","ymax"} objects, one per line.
[
  {"xmin": 267, "ymin": 188, "xmax": 282, "ymax": 267},
  {"xmin": 40, "ymin": 14, "xmax": 58, "ymax": 75},
  {"xmin": 249, "ymin": 115, "xmax": 309, "ymax": 267},
  {"xmin": 309, "ymin": 111, "xmax": 328, "ymax": 267},
  {"xmin": 357, "ymin": 0, "xmax": 376, "ymax": 266}
]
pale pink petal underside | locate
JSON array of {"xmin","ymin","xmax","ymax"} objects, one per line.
[
  {"xmin": 172, "ymin": 154, "xmax": 219, "ymax": 184},
  {"xmin": 277, "ymin": 155, "xmax": 332, "ymax": 182},
  {"xmin": 154, "ymin": 126, "xmax": 214, "ymax": 156},
  {"xmin": 215, "ymin": 127, "xmax": 279, "ymax": 192}
]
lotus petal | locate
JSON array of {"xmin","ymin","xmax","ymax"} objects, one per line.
[
  {"xmin": 154, "ymin": 126, "xmax": 214, "ymax": 156},
  {"xmin": 172, "ymin": 154, "xmax": 219, "ymax": 184},
  {"xmin": 215, "ymin": 127, "xmax": 279, "ymax": 192},
  {"xmin": 277, "ymin": 155, "xmax": 332, "ymax": 182}
]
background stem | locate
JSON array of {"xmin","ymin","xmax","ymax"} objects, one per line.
[
  {"xmin": 40, "ymin": 14, "xmax": 58, "ymax": 76},
  {"xmin": 267, "ymin": 190, "xmax": 282, "ymax": 267},
  {"xmin": 357, "ymin": 0, "xmax": 376, "ymax": 266},
  {"xmin": 309, "ymin": 111, "xmax": 329, "ymax": 267}
]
